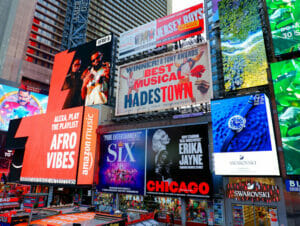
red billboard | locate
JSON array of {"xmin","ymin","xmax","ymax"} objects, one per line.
[{"xmin": 119, "ymin": 3, "xmax": 205, "ymax": 59}]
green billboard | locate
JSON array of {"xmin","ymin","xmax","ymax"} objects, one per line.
[
  {"xmin": 266, "ymin": 0, "xmax": 300, "ymax": 55},
  {"xmin": 270, "ymin": 58, "xmax": 300, "ymax": 175},
  {"xmin": 219, "ymin": 0, "xmax": 268, "ymax": 91}
]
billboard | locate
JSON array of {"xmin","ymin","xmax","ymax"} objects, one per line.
[
  {"xmin": 211, "ymin": 94, "xmax": 280, "ymax": 176},
  {"xmin": 266, "ymin": 0, "xmax": 300, "ymax": 56},
  {"xmin": 116, "ymin": 43, "xmax": 212, "ymax": 115},
  {"xmin": 146, "ymin": 124, "xmax": 211, "ymax": 198},
  {"xmin": 48, "ymin": 35, "xmax": 114, "ymax": 110},
  {"xmin": 212, "ymin": 0, "xmax": 221, "ymax": 22},
  {"xmin": 97, "ymin": 130, "xmax": 146, "ymax": 195},
  {"xmin": 270, "ymin": 58, "xmax": 300, "ymax": 175},
  {"xmin": 219, "ymin": 0, "xmax": 268, "ymax": 91},
  {"xmin": 5, "ymin": 106, "xmax": 98, "ymax": 184},
  {"xmin": 0, "ymin": 84, "xmax": 48, "ymax": 131},
  {"xmin": 119, "ymin": 3, "xmax": 205, "ymax": 59}
]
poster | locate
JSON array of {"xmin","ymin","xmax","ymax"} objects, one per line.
[
  {"xmin": 211, "ymin": 94, "xmax": 280, "ymax": 176},
  {"xmin": 0, "ymin": 84, "xmax": 48, "ymax": 131},
  {"xmin": 270, "ymin": 58, "xmax": 300, "ymax": 175},
  {"xmin": 119, "ymin": 3, "xmax": 205, "ymax": 59},
  {"xmin": 116, "ymin": 43, "xmax": 212, "ymax": 115},
  {"xmin": 146, "ymin": 124, "xmax": 211, "ymax": 197},
  {"xmin": 97, "ymin": 130, "xmax": 146, "ymax": 194},
  {"xmin": 266, "ymin": 0, "xmax": 300, "ymax": 55},
  {"xmin": 219, "ymin": 0, "xmax": 268, "ymax": 91}
]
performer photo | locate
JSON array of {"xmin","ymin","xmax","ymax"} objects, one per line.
[
  {"xmin": 81, "ymin": 51, "xmax": 110, "ymax": 106},
  {"xmin": 62, "ymin": 58, "xmax": 84, "ymax": 108}
]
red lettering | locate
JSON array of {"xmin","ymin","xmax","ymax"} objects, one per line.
[
  {"xmin": 134, "ymin": 80, "xmax": 143, "ymax": 89},
  {"xmin": 151, "ymin": 76, "xmax": 157, "ymax": 85},
  {"xmin": 159, "ymin": 65, "xmax": 165, "ymax": 74},
  {"xmin": 179, "ymin": 182, "xmax": 188, "ymax": 193},
  {"xmin": 156, "ymin": 181, "xmax": 164, "ymax": 192},
  {"xmin": 164, "ymin": 181, "xmax": 169, "ymax": 192},
  {"xmin": 152, "ymin": 67, "xmax": 158, "ymax": 75},
  {"xmin": 162, "ymin": 74, "xmax": 168, "ymax": 82},
  {"xmin": 168, "ymin": 85, "xmax": 174, "ymax": 101},
  {"xmin": 160, "ymin": 86, "xmax": 167, "ymax": 102},
  {"xmin": 199, "ymin": 182, "xmax": 210, "ymax": 195},
  {"xmin": 169, "ymin": 181, "xmax": 178, "ymax": 193},
  {"xmin": 188, "ymin": 182, "xmax": 198, "ymax": 194},
  {"xmin": 147, "ymin": 181, "xmax": 155, "ymax": 192},
  {"xmin": 166, "ymin": 63, "xmax": 173, "ymax": 72},
  {"xmin": 144, "ymin": 69, "xmax": 151, "ymax": 77},
  {"xmin": 174, "ymin": 84, "xmax": 183, "ymax": 100},
  {"xmin": 169, "ymin": 72, "xmax": 177, "ymax": 82}
]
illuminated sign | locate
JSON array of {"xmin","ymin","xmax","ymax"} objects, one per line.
[
  {"xmin": 146, "ymin": 124, "xmax": 211, "ymax": 197},
  {"xmin": 116, "ymin": 43, "xmax": 212, "ymax": 115},
  {"xmin": 285, "ymin": 180, "xmax": 300, "ymax": 192},
  {"xmin": 97, "ymin": 130, "xmax": 146, "ymax": 195},
  {"xmin": 119, "ymin": 3, "xmax": 205, "ymax": 59},
  {"xmin": 270, "ymin": 58, "xmax": 300, "ymax": 175},
  {"xmin": 0, "ymin": 84, "xmax": 48, "ymax": 131},
  {"xmin": 266, "ymin": 0, "xmax": 300, "ymax": 55},
  {"xmin": 219, "ymin": 0, "xmax": 268, "ymax": 91},
  {"xmin": 211, "ymin": 94, "xmax": 280, "ymax": 176}
]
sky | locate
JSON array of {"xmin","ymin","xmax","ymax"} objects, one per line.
[{"xmin": 172, "ymin": 0, "xmax": 202, "ymax": 13}]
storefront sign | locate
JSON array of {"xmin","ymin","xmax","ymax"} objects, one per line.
[
  {"xmin": 146, "ymin": 124, "xmax": 211, "ymax": 197},
  {"xmin": 119, "ymin": 3, "xmax": 205, "ymax": 59},
  {"xmin": 212, "ymin": 94, "xmax": 280, "ymax": 176},
  {"xmin": 226, "ymin": 182, "xmax": 280, "ymax": 202},
  {"xmin": 116, "ymin": 43, "xmax": 212, "ymax": 115},
  {"xmin": 285, "ymin": 180, "xmax": 300, "ymax": 192},
  {"xmin": 97, "ymin": 130, "xmax": 146, "ymax": 195}
]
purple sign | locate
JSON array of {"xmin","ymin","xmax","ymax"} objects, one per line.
[{"xmin": 97, "ymin": 130, "xmax": 146, "ymax": 195}]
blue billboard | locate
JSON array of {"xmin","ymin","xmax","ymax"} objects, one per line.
[
  {"xmin": 211, "ymin": 94, "xmax": 280, "ymax": 175},
  {"xmin": 97, "ymin": 130, "xmax": 146, "ymax": 195}
]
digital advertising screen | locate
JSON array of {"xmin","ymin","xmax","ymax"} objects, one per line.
[
  {"xmin": 212, "ymin": 0, "xmax": 221, "ymax": 22},
  {"xmin": 266, "ymin": 0, "xmax": 300, "ymax": 56},
  {"xmin": 48, "ymin": 35, "xmax": 114, "ymax": 110},
  {"xmin": 219, "ymin": 0, "xmax": 268, "ymax": 91},
  {"xmin": 211, "ymin": 94, "xmax": 280, "ymax": 176},
  {"xmin": 119, "ymin": 3, "xmax": 205, "ymax": 59},
  {"xmin": 146, "ymin": 124, "xmax": 211, "ymax": 198},
  {"xmin": 97, "ymin": 130, "xmax": 146, "ymax": 195},
  {"xmin": 0, "ymin": 84, "xmax": 48, "ymax": 131},
  {"xmin": 270, "ymin": 58, "xmax": 300, "ymax": 175},
  {"xmin": 116, "ymin": 43, "xmax": 212, "ymax": 116}
]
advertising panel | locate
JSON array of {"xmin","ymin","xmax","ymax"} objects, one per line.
[
  {"xmin": 119, "ymin": 3, "xmax": 205, "ymax": 59},
  {"xmin": 0, "ymin": 84, "xmax": 48, "ymax": 131},
  {"xmin": 116, "ymin": 43, "xmax": 212, "ymax": 116},
  {"xmin": 211, "ymin": 94, "xmax": 280, "ymax": 176},
  {"xmin": 48, "ymin": 35, "xmax": 114, "ymax": 110},
  {"xmin": 285, "ymin": 180, "xmax": 300, "ymax": 192},
  {"xmin": 270, "ymin": 58, "xmax": 300, "ymax": 175},
  {"xmin": 146, "ymin": 124, "xmax": 211, "ymax": 198},
  {"xmin": 219, "ymin": 0, "xmax": 268, "ymax": 91},
  {"xmin": 17, "ymin": 107, "xmax": 85, "ymax": 184},
  {"xmin": 212, "ymin": 0, "xmax": 221, "ymax": 22},
  {"xmin": 266, "ymin": 0, "xmax": 300, "ymax": 56},
  {"xmin": 97, "ymin": 130, "xmax": 146, "ymax": 195}
]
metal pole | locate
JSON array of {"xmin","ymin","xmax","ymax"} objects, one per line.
[
  {"xmin": 116, "ymin": 193, "xmax": 120, "ymax": 211},
  {"xmin": 181, "ymin": 198, "xmax": 187, "ymax": 226}
]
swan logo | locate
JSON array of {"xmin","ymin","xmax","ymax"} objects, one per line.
[{"xmin": 247, "ymin": 183, "xmax": 255, "ymax": 190}]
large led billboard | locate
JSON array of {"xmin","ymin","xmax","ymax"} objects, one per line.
[
  {"xmin": 48, "ymin": 35, "xmax": 114, "ymax": 110},
  {"xmin": 146, "ymin": 124, "xmax": 211, "ymax": 198},
  {"xmin": 219, "ymin": 0, "xmax": 268, "ymax": 91},
  {"xmin": 97, "ymin": 130, "xmax": 146, "ymax": 194},
  {"xmin": 116, "ymin": 43, "xmax": 212, "ymax": 116},
  {"xmin": 119, "ymin": 3, "xmax": 205, "ymax": 59},
  {"xmin": 270, "ymin": 58, "xmax": 300, "ymax": 175},
  {"xmin": 9, "ymin": 106, "xmax": 98, "ymax": 184},
  {"xmin": 266, "ymin": 0, "xmax": 300, "ymax": 56},
  {"xmin": 211, "ymin": 94, "xmax": 280, "ymax": 176},
  {"xmin": 0, "ymin": 84, "xmax": 48, "ymax": 131}
]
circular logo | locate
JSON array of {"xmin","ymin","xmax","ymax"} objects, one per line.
[{"xmin": 228, "ymin": 115, "xmax": 246, "ymax": 133}]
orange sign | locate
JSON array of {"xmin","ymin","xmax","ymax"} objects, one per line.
[{"xmin": 77, "ymin": 107, "xmax": 99, "ymax": 184}]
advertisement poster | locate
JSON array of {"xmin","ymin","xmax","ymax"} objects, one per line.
[
  {"xmin": 98, "ymin": 130, "xmax": 146, "ymax": 194},
  {"xmin": 116, "ymin": 43, "xmax": 212, "ymax": 116},
  {"xmin": 119, "ymin": 3, "xmax": 205, "ymax": 59},
  {"xmin": 270, "ymin": 58, "xmax": 300, "ymax": 175},
  {"xmin": 285, "ymin": 180, "xmax": 300, "ymax": 192},
  {"xmin": 0, "ymin": 84, "xmax": 48, "ymax": 131},
  {"xmin": 212, "ymin": 0, "xmax": 221, "ymax": 22},
  {"xmin": 211, "ymin": 94, "xmax": 280, "ymax": 175},
  {"xmin": 146, "ymin": 124, "xmax": 211, "ymax": 198},
  {"xmin": 266, "ymin": 0, "xmax": 300, "ymax": 55},
  {"xmin": 219, "ymin": 0, "xmax": 268, "ymax": 91},
  {"xmin": 48, "ymin": 35, "xmax": 114, "ymax": 109}
]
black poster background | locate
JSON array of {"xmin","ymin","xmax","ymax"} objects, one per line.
[{"xmin": 146, "ymin": 124, "xmax": 211, "ymax": 197}]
